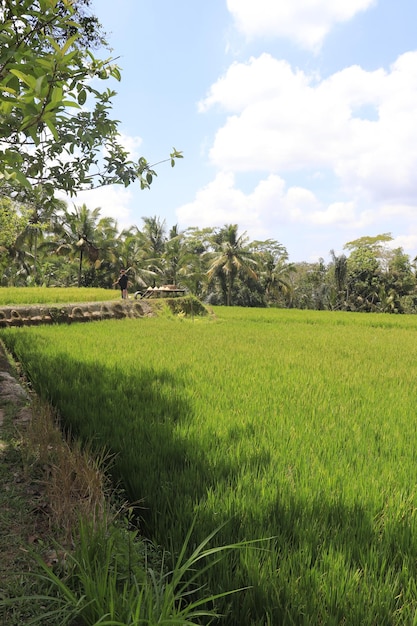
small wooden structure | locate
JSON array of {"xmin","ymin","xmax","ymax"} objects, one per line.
[{"xmin": 134, "ymin": 285, "xmax": 186, "ymax": 300}]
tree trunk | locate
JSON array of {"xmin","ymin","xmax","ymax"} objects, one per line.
[{"xmin": 78, "ymin": 248, "xmax": 83, "ymax": 287}]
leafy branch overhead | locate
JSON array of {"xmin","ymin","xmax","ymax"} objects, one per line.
[
  {"xmin": 136, "ymin": 148, "xmax": 184, "ymax": 190},
  {"xmin": 0, "ymin": 0, "xmax": 182, "ymax": 197}
]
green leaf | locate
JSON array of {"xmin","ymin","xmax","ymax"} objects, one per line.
[
  {"xmin": 0, "ymin": 86, "xmax": 17, "ymax": 95},
  {"xmin": 77, "ymin": 89, "xmax": 87, "ymax": 105},
  {"xmin": 171, "ymin": 147, "xmax": 184, "ymax": 159},
  {"xmin": 45, "ymin": 118, "xmax": 59, "ymax": 141},
  {"xmin": 60, "ymin": 99, "xmax": 81, "ymax": 108},
  {"xmin": 35, "ymin": 75, "xmax": 46, "ymax": 97},
  {"xmin": 9, "ymin": 69, "xmax": 37, "ymax": 90},
  {"xmin": 60, "ymin": 34, "xmax": 79, "ymax": 55},
  {"xmin": 13, "ymin": 170, "xmax": 31, "ymax": 188},
  {"xmin": 51, "ymin": 86, "xmax": 63, "ymax": 104},
  {"xmin": 109, "ymin": 65, "xmax": 121, "ymax": 81}
]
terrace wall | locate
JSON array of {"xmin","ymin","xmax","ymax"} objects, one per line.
[
  {"xmin": 0, "ymin": 300, "xmax": 155, "ymax": 328},
  {"xmin": 0, "ymin": 296, "xmax": 209, "ymax": 328}
]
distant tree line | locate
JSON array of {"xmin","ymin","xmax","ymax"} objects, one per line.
[
  {"xmin": 292, "ymin": 234, "xmax": 417, "ymax": 313},
  {"xmin": 1, "ymin": 197, "xmax": 416, "ymax": 313}
]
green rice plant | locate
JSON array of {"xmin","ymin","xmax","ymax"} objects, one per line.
[
  {"xmin": 0, "ymin": 286, "xmax": 120, "ymax": 305},
  {"xmin": 3, "ymin": 307, "xmax": 417, "ymax": 623}
]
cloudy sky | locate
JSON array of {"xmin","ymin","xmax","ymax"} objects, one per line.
[{"xmin": 73, "ymin": 0, "xmax": 417, "ymax": 262}]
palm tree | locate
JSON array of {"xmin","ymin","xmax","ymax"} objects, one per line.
[
  {"xmin": 140, "ymin": 216, "xmax": 167, "ymax": 283},
  {"xmin": 175, "ymin": 227, "xmax": 214, "ymax": 298},
  {"xmin": 162, "ymin": 224, "xmax": 193, "ymax": 286},
  {"xmin": 115, "ymin": 226, "xmax": 158, "ymax": 291},
  {"xmin": 206, "ymin": 224, "xmax": 257, "ymax": 306},
  {"xmin": 53, "ymin": 204, "xmax": 107, "ymax": 287},
  {"xmin": 141, "ymin": 215, "xmax": 166, "ymax": 255},
  {"xmin": 0, "ymin": 239, "xmax": 33, "ymax": 286}
]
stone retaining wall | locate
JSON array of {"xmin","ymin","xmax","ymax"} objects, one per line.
[{"xmin": 0, "ymin": 300, "xmax": 155, "ymax": 328}]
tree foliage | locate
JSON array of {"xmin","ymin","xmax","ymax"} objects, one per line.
[
  {"xmin": 1, "ymin": 197, "xmax": 416, "ymax": 314},
  {"xmin": 206, "ymin": 225, "xmax": 258, "ymax": 306},
  {"xmin": 0, "ymin": 196, "xmax": 29, "ymax": 249},
  {"xmin": 0, "ymin": 0, "xmax": 182, "ymax": 199}
]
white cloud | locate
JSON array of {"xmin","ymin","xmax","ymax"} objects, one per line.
[
  {"xmin": 227, "ymin": 0, "xmax": 376, "ymax": 50},
  {"xmin": 282, "ymin": 187, "xmax": 321, "ymax": 222},
  {"xmin": 176, "ymin": 171, "xmax": 256, "ymax": 232},
  {"xmin": 198, "ymin": 55, "xmax": 311, "ymax": 114},
  {"xmin": 390, "ymin": 234, "xmax": 417, "ymax": 256},
  {"xmin": 116, "ymin": 133, "xmax": 143, "ymax": 160},
  {"xmin": 200, "ymin": 51, "xmax": 417, "ymax": 206},
  {"xmin": 380, "ymin": 202, "xmax": 417, "ymax": 220},
  {"xmin": 176, "ymin": 171, "xmax": 362, "ymax": 240},
  {"xmin": 60, "ymin": 185, "xmax": 135, "ymax": 230},
  {"xmin": 310, "ymin": 201, "xmax": 356, "ymax": 225}
]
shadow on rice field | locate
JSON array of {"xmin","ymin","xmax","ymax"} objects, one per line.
[{"xmin": 3, "ymin": 310, "xmax": 417, "ymax": 624}]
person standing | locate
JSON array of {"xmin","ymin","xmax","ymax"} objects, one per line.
[{"xmin": 114, "ymin": 269, "xmax": 129, "ymax": 299}]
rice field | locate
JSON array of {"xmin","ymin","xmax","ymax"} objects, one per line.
[
  {"xmin": 2, "ymin": 305, "xmax": 417, "ymax": 625},
  {"xmin": 0, "ymin": 286, "xmax": 120, "ymax": 305}
]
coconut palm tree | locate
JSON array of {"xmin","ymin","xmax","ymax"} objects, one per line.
[
  {"xmin": 175, "ymin": 226, "xmax": 214, "ymax": 298},
  {"xmin": 206, "ymin": 224, "xmax": 257, "ymax": 306},
  {"xmin": 52, "ymin": 204, "xmax": 115, "ymax": 287},
  {"xmin": 162, "ymin": 224, "xmax": 195, "ymax": 287},
  {"xmin": 136, "ymin": 216, "xmax": 168, "ymax": 283},
  {"xmin": 115, "ymin": 226, "xmax": 158, "ymax": 292}
]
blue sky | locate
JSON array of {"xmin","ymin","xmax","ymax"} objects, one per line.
[{"xmin": 72, "ymin": 0, "xmax": 417, "ymax": 263}]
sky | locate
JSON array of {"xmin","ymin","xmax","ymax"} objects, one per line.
[{"xmin": 70, "ymin": 0, "xmax": 417, "ymax": 263}]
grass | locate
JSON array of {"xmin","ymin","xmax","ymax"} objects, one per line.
[
  {"xmin": 2, "ymin": 303, "xmax": 417, "ymax": 623},
  {"xmin": 0, "ymin": 359, "xmax": 52, "ymax": 626},
  {"xmin": 0, "ymin": 428, "xmax": 36, "ymax": 626},
  {"xmin": 0, "ymin": 286, "xmax": 121, "ymax": 306},
  {"xmin": 13, "ymin": 516, "xmax": 252, "ymax": 626}
]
